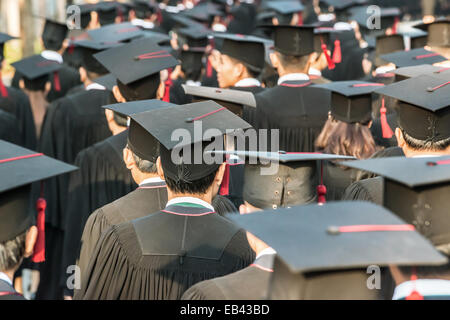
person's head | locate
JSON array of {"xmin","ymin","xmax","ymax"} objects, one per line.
[
  {"xmin": 316, "ymin": 115, "xmax": 377, "ymax": 159},
  {"xmin": 104, "ymin": 94, "xmax": 128, "ymax": 135},
  {"xmin": 217, "ymin": 53, "xmax": 261, "ymax": 88},
  {"xmin": 310, "ymin": 51, "xmax": 329, "ymax": 72},
  {"xmin": 19, "ymin": 76, "xmax": 51, "ymax": 95},
  {"xmin": 123, "ymin": 144, "xmax": 159, "ymax": 184},
  {"xmin": 0, "ymin": 227, "xmax": 37, "ymax": 274},
  {"xmin": 270, "ymin": 51, "xmax": 316, "ymax": 76},
  {"xmin": 41, "ymin": 20, "xmax": 68, "ymax": 53},
  {"xmin": 112, "ymin": 72, "xmax": 165, "ymax": 103},
  {"xmin": 395, "ymin": 127, "xmax": 450, "ymax": 157},
  {"xmin": 272, "ymin": 12, "xmax": 301, "ymax": 26},
  {"xmin": 390, "ymin": 262, "xmax": 450, "ymax": 286}
]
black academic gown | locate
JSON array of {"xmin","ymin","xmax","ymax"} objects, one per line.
[
  {"xmin": 74, "ymin": 202, "xmax": 255, "ymax": 300},
  {"xmin": 227, "ymin": 3, "xmax": 256, "ymax": 35},
  {"xmin": 0, "ymin": 279, "xmax": 25, "ymax": 301},
  {"xmin": 182, "ymin": 253, "xmax": 275, "ymax": 300},
  {"xmin": 0, "ymin": 109, "xmax": 22, "ymax": 146},
  {"xmin": 231, "ymin": 85, "xmax": 265, "ymax": 128},
  {"xmin": 60, "ymin": 130, "xmax": 138, "ymax": 296},
  {"xmin": 323, "ymin": 162, "xmax": 361, "ymax": 201},
  {"xmin": 0, "ymin": 87, "xmax": 36, "ymax": 149},
  {"xmin": 255, "ymin": 80, "xmax": 330, "ymax": 152},
  {"xmin": 34, "ymin": 89, "xmax": 112, "ymax": 300},
  {"xmin": 12, "ymin": 64, "xmax": 81, "ymax": 103},
  {"xmin": 342, "ymin": 176, "xmax": 383, "ymax": 205},
  {"xmin": 169, "ymin": 78, "xmax": 193, "ymax": 105}
]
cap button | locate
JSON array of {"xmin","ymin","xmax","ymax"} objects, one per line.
[
  {"xmin": 279, "ymin": 150, "xmax": 286, "ymax": 154},
  {"xmin": 185, "ymin": 117, "xmax": 194, "ymax": 123},
  {"xmin": 327, "ymin": 226, "xmax": 340, "ymax": 235}
]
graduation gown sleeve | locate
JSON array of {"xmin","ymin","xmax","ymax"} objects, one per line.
[
  {"xmin": 0, "ymin": 109, "xmax": 22, "ymax": 145},
  {"xmin": 342, "ymin": 176, "xmax": 383, "ymax": 205}
]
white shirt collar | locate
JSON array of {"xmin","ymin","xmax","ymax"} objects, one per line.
[
  {"xmin": 277, "ymin": 73, "xmax": 309, "ymax": 85},
  {"xmin": 393, "ymin": 279, "xmax": 450, "ymax": 300},
  {"xmin": 308, "ymin": 67, "xmax": 322, "ymax": 77},
  {"xmin": 375, "ymin": 65, "xmax": 396, "ymax": 75},
  {"xmin": 411, "ymin": 154, "xmax": 442, "ymax": 158},
  {"xmin": 166, "ymin": 196, "xmax": 215, "ymax": 211},
  {"xmin": 85, "ymin": 83, "xmax": 106, "ymax": 91},
  {"xmin": 140, "ymin": 177, "xmax": 164, "ymax": 186},
  {"xmin": 0, "ymin": 272, "xmax": 13, "ymax": 286},
  {"xmin": 41, "ymin": 50, "xmax": 63, "ymax": 64},
  {"xmin": 256, "ymin": 247, "xmax": 277, "ymax": 260},
  {"xmin": 186, "ymin": 80, "xmax": 201, "ymax": 87},
  {"xmin": 235, "ymin": 78, "xmax": 261, "ymax": 87},
  {"xmin": 131, "ymin": 19, "xmax": 155, "ymax": 30}
]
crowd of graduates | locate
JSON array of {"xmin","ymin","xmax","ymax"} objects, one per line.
[{"xmin": 0, "ymin": 0, "xmax": 450, "ymax": 301}]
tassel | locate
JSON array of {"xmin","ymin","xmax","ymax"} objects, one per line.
[
  {"xmin": 392, "ymin": 16, "xmax": 399, "ymax": 35},
  {"xmin": 406, "ymin": 270, "xmax": 424, "ymax": 300},
  {"xmin": 32, "ymin": 197, "xmax": 46, "ymax": 263},
  {"xmin": 321, "ymin": 42, "xmax": 335, "ymax": 70},
  {"xmin": 162, "ymin": 68, "xmax": 173, "ymax": 102},
  {"xmin": 219, "ymin": 163, "xmax": 231, "ymax": 196},
  {"xmin": 297, "ymin": 12, "xmax": 303, "ymax": 26},
  {"xmin": 332, "ymin": 39, "xmax": 342, "ymax": 64},
  {"xmin": 53, "ymin": 71, "xmax": 61, "ymax": 92},
  {"xmin": 156, "ymin": 10, "xmax": 163, "ymax": 24},
  {"xmin": 206, "ymin": 58, "xmax": 213, "ymax": 78},
  {"xmin": 68, "ymin": 37, "xmax": 75, "ymax": 55},
  {"xmin": 317, "ymin": 161, "xmax": 326, "ymax": 205},
  {"xmin": 380, "ymin": 97, "xmax": 394, "ymax": 138},
  {"xmin": 0, "ymin": 71, "xmax": 8, "ymax": 98}
]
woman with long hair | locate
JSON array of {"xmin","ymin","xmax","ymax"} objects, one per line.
[{"xmin": 315, "ymin": 81, "xmax": 381, "ymax": 200}]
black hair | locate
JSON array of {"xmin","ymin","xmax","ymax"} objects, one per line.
[
  {"xmin": 42, "ymin": 38, "xmax": 64, "ymax": 52},
  {"xmin": 24, "ymin": 75, "xmax": 49, "ymax": 92},
  {"xmin": 117, "ymin": 73, "xmax": 161, "ymax": 102},
  {"xmin": 398, "ymin": 262, "xmax": 450, "ymax": 280},
  {"xmin": 164, "ymin": 167, "xmax": 219, "ymax": 195},
  {"xmin": 402, "ymin": 128, "xmax": 450, "ymax": 152},
  {"xmin": 276, "ymin": 51, "xmax": 310, "ymax": 70}
]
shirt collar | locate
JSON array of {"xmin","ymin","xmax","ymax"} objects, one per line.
[
  {"xmin": 41, "ymin": 50, "xmax": 63, "ymax": 64},
  {"xmin": 140, "ymin": 177, "xmax": 164, "ymax": 186},
  {"xmin": 166, "ymin": 196, "xmax": 214, "ymax": 211},
  {"xmin": 0, "ymin": 272, "xmax": 12, "ymax": 286},
  {"xmin": 235, "ymin": 78, "xmax": 261, "ymax": 87},
  {"xmin": 308, "ymin": 67, "xmax": 322, "ymax": 77},
  {"xmin": 186, "ymin": 80, "xmax": 202, "ymax": 87},
  {"xmin": 85, "ymin": 83, "xmax": 106, "ymax": 91},
  {"xmin": 393, "ymin": 279, "xmax": 450, "ymax": 300},
  {"xmin": 256, "ymin": 247, "xmax": 277, "ymax": 260},
  {"xmin": 131, "ymin": 19, "xmax": 155, "ymax": 30},
  {"xmin": 277, "ymin": 73, "xmax": 309, "ymax": 85},
  {"xmin": 375, "ymin": 65, "xmax": 396, "ymax": 75},
  {"xmin": 411, "ymin": 154, "xmax": 442, "ymax": 158}
]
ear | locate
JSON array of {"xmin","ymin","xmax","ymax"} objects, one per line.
[
  {"xmin": 395, "ymin": 127, "xmax": 405, "ymax": 148},
  {"xmin": 24, "ymin": 226, "xmax": 38, "ymax": 259},
  {"xmin": 79, "ymin": 66, "xmax": 87, "ymax": 83},
  {"xmin": 214, "ymin": 162, "xmax": 227, "ymax": 187},
  {"xmin": 104, "ymin": 109, "xmax": 115, "ymax": 123},
  {"xmin": 272, "ymin": 17, "xmax": 279, "ymax": 26},
  {"xmin": 269, "ymin": 52, "xmax": 279, "ymax": 69},
  {"xmin": 156, "ymin": 156, "xmax": 165, "ymax": 181},
  {"xmin": 19, "ymin": 79, "xmax": 25, "ymax": 90},
  {"xmin": 291, "ymin": 13, "xmax": 299, "ymax": 26},
  {"xmin": 239, "ymin": 204, "xmax": 249, "ymax": 215},
  {"xmin": 112, "ymin": 85, "xmax": 126, "ymax": 103},
  {"xmin": 156, "ymin": 80, "xmax": 165, "ymax": 100},
  {"xmin": 44, "ymin": 81, "xmax": 52, "ymax": 95},
  {"xmin": 307, "ymin": 52, "xmax": 317, "ymax": 65},
  {"xmin": 123, "ymin": 147, "xmax": 137, "ymax": 170}
]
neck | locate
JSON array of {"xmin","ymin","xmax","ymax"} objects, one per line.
[
  {"xmin": 84, "ymin": 78, "xmax": 94, "ymax": 88},
  {"xmin": 135, "ymin": 172, "xmax": 160, "ymax": 185},
  {"xmin": 404, "ymin": 148, "xmax": 450, "ymax": 158},
  {"xmin": 167, "ymin": 189, "xmax": 213, "ymax": 205},
  {"xmin": 108, "ymin": 123, "xmax": 126, "ymax": 136},
  {"xmin": 1, "ymin": 269, "xmax": 14, "ymax": 284},
  {"xmin": 27, "ymin": 91, "xmax": 49, "ymax": 139}
]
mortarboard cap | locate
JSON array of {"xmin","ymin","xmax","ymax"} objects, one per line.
[
  {"xmin": 267, "ymin": 25, "xmax": 316, "ymax": 56},
  {"xmin": 374, "ymin": 74, "xmax": 450, "ymax": 142},
  {"xmin": 339, "ymin": 156, "xmax": 450, "ymax": 249},
  {"xmin": 374, "ymin": 34, "xmax": 405, "ymax": 66},
  {"xmin": 414, "ymin": 18, "xmax": 450, "ymax": 48},
  {"xmin": 320, "ymin": 0, "xmax": 368, "ymax": 11},
  {"xmin": 392, "ymin": 64, "xmax": 446, "ymax": 82},
  {"xmin": 88, "ymin": 22, "xmax": 145, "ymax": 43},
  {"xmin": 228, "ymin": 201, "xmax": 446, "ymax": 299},
  {"xmin": 96, "ymin": 1, "xmax": 129, "ymax": 26},
  {"xmin": 131, "ymin": 0, "xmax": 157, "ymax": 19},
  {"xmin": 141, "ymin": 30, "xmax": 171, "ymax": 45},
  {"xmin": 0, "ymin": 33, "xmax": 16, "ymax": 62},
  {"xmin": 179, "ymin": 48, "xmax": 205, "ymax": 80},
  {"xmin": 68, "ymin": 3, "xmax": 97, "ymax": 29},
  {"xmin": 349, "ymin": 6, "xmax": 400, "ymax": 34},
  {"xmin": 177, "ymin": 26, "xmax": 210, "ymax": 48},
  {"xmin": 182, "ymin": 85, "xmax": 256, "ymax": 117},
  {"xmin": 130, "ymin": 101, "xmax": 251, "ymax": 182},
  {"xmin": 214, "ymin": 33, "xmax": 268, "ymax": 72},
  {"xmin": 0, "ymin": 140, "xmax": 77, "ymax": 243},
  {"xmin": 402, "ymin": 29, "xmax": 428, "ymax": 49},
  {"xmin": 314, "ymin": 81, "xmax": 383, "ymax": 123},
  {"xmin": 266, "ymin": 1, "xmax": 304, "ymax": 24},
  {"xmin": 104, "ymin": 99, "xmax": 175, "ymax": 162},
  {"xmin": 211, "ymin": 150, "xmax": 354, "ymax": 209},
  {"xmin": 12, "ymin": 54, "xmax": 62, "ymax": 91},
  {"xmin": 181, "ymin": 2, "xmax": 224, "ymax": 23},
  {"xmin": 71, "ymin": 39, "xmax": 122, "ymax": 74},
  {"xmin": 40, "ymin": 17, "xmax": 68, "ymax": 51},
  {"xmin": 380, "ymin": 48, "xmax": 447, "ymax": 68}
]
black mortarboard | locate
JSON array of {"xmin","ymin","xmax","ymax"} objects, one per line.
[
  {"xmin": 182, "ymin": 85, "xmax": 256, "ymax": 117},
  {"xmin": 141, "ymin": 30, "xmax": 171, "ymax": 45},
  {"xmin": 415, "ymin": 18, "xmax": 450, "ymax": 48},
  {"xmin": 130, "ymin": 101, "xmax": 251, "ymax": 182},
  {"xmin": 104, "ymin": 99, "xmax": 175, "ymax": 162},
  {"xmin": 94, "ymin": 37, "xmax": 179, "ymax": 100},
  {"xmin": 0, "ymin": 140, "xmax": 77, "ymax": 243},
  {"xmin": 211, "ymin": 151, "xmax": 354, "ymax": 209},
  {"xmin": 177, "ymin": 26, "xmax": 210, "ymax": 48},
  {"xmin": 132, "ymin": 0, "xmax": 157, "ymax": 19},
  {"xmin": 340, "ymin": 156, "xmax": 450, "ymax": 248},
  {"xmin": 314, "ymin": 80, "xmax": 384, "ymax": 123},
  {"xmin": 268, "ymin": 25, "xmax": 315, "ymax": 56},
  {"xmin": 12, "ymin": 54, "xmax": 62, "ymax": 91},
  {"xmin": 88, "ymin": 22, "xmax": 145, "ymax": 43},
  {"xmin": 392, "ymin": 64, "xmax": 444, "ymax": 82},
  {"xmin": 266, "ymin": 1, "xmax": 304, "ymax": 24},
  {"xmin": 374, "ymin": 34, "xmax": 405, "ymax": 66},
  {"xmin": 380, "ymin": 48, "xmax": 447, "ymax": 68},
  {"xmin": 214, "ymin": 33, "xmax": 267, "ymax": 72},
  {"xmin": 228, "ymin": 201, "xmax": 446, "ymax": 299},
  {"xmin": 71, "ymin": 39, "xmax": 122, "ymax": 74},
  {"xmin": 96, "ymin": 1, "xmax": 128, "ymax": 26},
  {"xmin": 403, "ymin": 29, "xmax": 428, "ymax": 49},
  {"xmin": 374, "ymin": 74, "xmax": 450, "ymax": 141},
  {"xmin": 320, "ymin": 0, "xmax": 368, "ymax": 11},
  {"xmin": 70, "ymin": 3, "xmax": 97, "ymax": 29},
  {"xmin": 0, "ymin": 32, "xmax": 16, "ymax": 62},
  {"xmin": 182, "ymin": 2, "xmax": 224, "ymax": 23},
  {"xmin": 41, "ymin": 18, "xmax": 68, "ymax": 51},
  {"xmin": 179, "ymin": 48, "xmax": 205, "ymax": 80},
  {"xmin": 349, "ymin": 6, "xmax": 400, "ymax": 34}
]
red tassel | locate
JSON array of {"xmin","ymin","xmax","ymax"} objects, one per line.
[
  {"xmin": 68, "ymin": 37, "xmax": 75, "ymax": 55},
  {"xmin": 219, "ymin": 163, "xmax": 231, "ymax": 196},
  {"xmin": 380, "ymin": 97, "xmax": 394, "ymax": 139},
  {"xmin": 332, "ymin": 39, "xmax": 342, "ymax": 64},
  {"xmin": 297, "ymin": 12, "xmax": 303, "ymax": 26},
  {"xmin": 317, "ymin": 161, "xmax": 326, "ymax": 205},
  {"xmin": 392, "ymin": 16, "xmax": 399, "ymax": 35},
  {"xmin": 206, "ymin": 58, "xmax": 213, "ymax": 78},
  {"xmin": 406, "ymin": 273, "xmax": 424, "ymax": 300},
  {"xmin": 156, "ymin": 10, "xmax": 163, "ymax": 24},
  {"xmin": 0, "ymin": 71, "xmax": 8, "ymax": 98},
  {"xmin": 162, "ymin": 68, "xmax": 173, "ymax": 102},
  {"xmin": 53, "ymin": 71, "xmax": 61, "ymax": 92},
  {"xmin": 322, "ymin": 43, "xmax": 335, "ymax": 70},
  {"xmin": 32, "ymin": 197, "xmax": 46, "ymax": 263}
]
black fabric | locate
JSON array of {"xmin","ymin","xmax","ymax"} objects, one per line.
[
  {"xmin": 227, "ymin": 3, "xmax": 256, "ymax": 35},
  {"xmin": 0, "ymin": 185, "xmax": 32, "ymax": 243},
  {"xmin": 323, "ymin": 162, "xmax": 361, "ymax": 201},
  {"xmin": 74, "ymin": 205, "xmax": 255, "ymax": 300},
  {"xmin": 0, "ymin": 109, "xmax": 22, "ymax": 146},
  {"xmin": 254, "ymin": 81, "xmax": 330, "ymax": 152},
  {"xmin": 342, "ymin": 176, "xmax": 383, "ymax": 205},
  {"xmin": 232, "ymin": 86, "xmax": 265, "ymax": 128},
  {"xmin": 60, "ymin": 131, "xmax": 138, "ymax": 296},
  {"xmin": 32, "ymin": 89, "xmax": 111, "ymax": 300}
]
